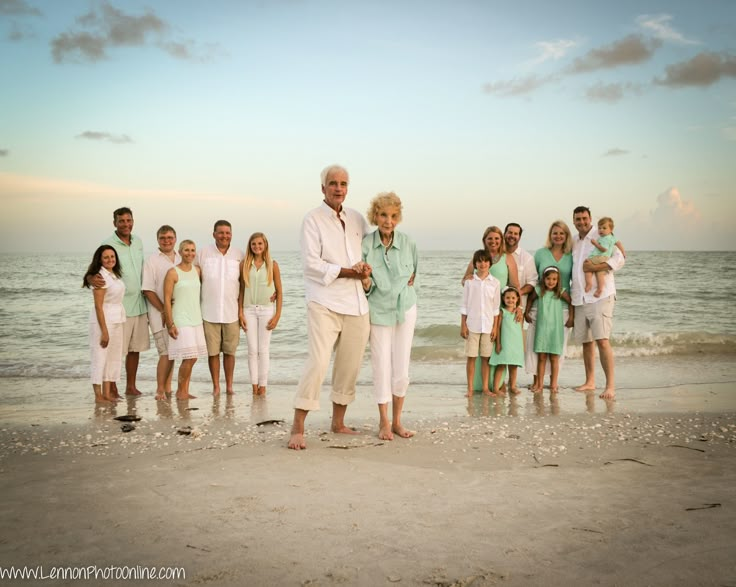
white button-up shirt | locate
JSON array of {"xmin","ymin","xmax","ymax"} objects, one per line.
[
  {"xmin": 301, "ymin": 202, "xmax": 370, "ymax": 316},
  {"xmin": 510, "ymin": 246, "xmax": 538, "ymax": 307},
  {"xmin": 461, "ymin": 273, "xmax": 501, "ymax": 334},
  {"xmin": 142, "ymin": 249, "xmax": 181, "ymax": 333},
  {"xmin": 196, "ymin": 244, "xmax": 244, "ymax": 323},
  {"xmin": 571, "ymin": 225, "xmax": 625, "ymax": 306}
]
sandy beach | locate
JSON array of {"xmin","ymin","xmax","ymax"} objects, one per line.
[{"xmin": 0, "ymin": 378, "xmax": 734, "ymax": 586}]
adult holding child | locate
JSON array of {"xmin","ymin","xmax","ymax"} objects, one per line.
[
  {"xmin": 164, "ymin": 240, "xmax": 207, "ymax": 400},
  {"xmin": 83, "ymin": 245, "xmax": 126, "ymax": 404},
  {"xmin": 361, "ymin": 192, "xmax": 418, "ymax": 440},
  {"xmin": 525, "ymin": 220, "xmax": 574, "ymax": 386},
  {"xmin": 238, "ymin": 232, "xmax": 283, "ymax": 396},
  {"xmin": 571, "ymin": 206, "xmax": 625, "ymax": 400}
]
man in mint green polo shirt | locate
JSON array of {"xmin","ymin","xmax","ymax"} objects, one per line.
[{"xmin": 94, "ymin": 207, "xmax": 149, "ymax": 396}]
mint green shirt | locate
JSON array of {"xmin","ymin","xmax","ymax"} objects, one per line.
[
  {"xmin": 242, "ymin": 262, "xmax": 276, "ymax": 307},
  {"xmin": 172, "ymin": 267, "xmax": 203, "ymax": 327},
  {"xmin": 102, "ymin": 232, "xmax": 146, "ymax": 317},
  {"xmin": 361, "ymin": 230, "xmax": 418, "ymax": 326}
]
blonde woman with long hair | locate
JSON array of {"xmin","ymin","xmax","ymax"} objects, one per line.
[{"xmin": 238, "ymin": 232, "xmax": 282, "ymax": 395}]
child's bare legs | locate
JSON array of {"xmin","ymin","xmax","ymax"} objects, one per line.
[
  {"xmin": 492, "ymin": 364, "xmax": 505, "ymax": 394},
  {"xmin": 176, "ymin": 358, "xmax": 198, "ymax": 400},
  {"xmin": 508, "ymin": 365, "xmax": 520, "ymax": 394},
  {"xmin": 533, "ymin": 353, "xmax": 547, "ymax": 393},
  {"xmin": 594, "ymin": 270, "xmax": 607, "ymax": 298},
  {"xmin": 584, "ymin": 270, "xmax": 594, "ymax": 293},
  {"xmin": 465, "ymin": 357, "xmax": 476, "ymax": 397},
  {"xmin": 378, "ymin": 402, "xmax": 393, "ymax": 440},
  {"xmin": 549, "ymin": 354, "xmax": 560, "ymax": 393},
  {"xmin": 481, "ymin": 357, "xmax": 494, "ymax": 396},
  {"xmin": 392, "ymin": 394, "xmax": 414, "ymax": 438}
]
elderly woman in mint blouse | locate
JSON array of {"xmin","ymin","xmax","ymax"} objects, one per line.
[{"xmin": 361, "ymin": 192, "xmax": 418, "ymax": 441}]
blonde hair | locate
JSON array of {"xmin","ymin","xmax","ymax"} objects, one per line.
[
  {"xmin": 598, "ymin": 217, "xmax": 614, "ymax": 229},
  {"xmin": 242, "ymin": 232, "xmax": 273, "ymax": 287},
  {"xmin": 178, "ymin": 239, "xmax": 195, "ymax": 253},
  {"xmin": 481, "ymin": 226, "xmax": 506, "ymax": 254},
  {"xmin": 366, "ymin": 191, "xmax": 403, "ymax": 225},
  {"xmin": 544, "ymin": 220, "xmax": 572, "ymax": 254}
]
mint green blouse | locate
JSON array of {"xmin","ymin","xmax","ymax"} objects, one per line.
[
  {"xmin": 242, "ymin": 262, "xmax": 276, "ymax": 307},
  {"xmin": 361, "ymin": 230, "xmax": 418, "ymax": 326}
]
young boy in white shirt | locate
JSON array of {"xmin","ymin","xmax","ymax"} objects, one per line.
[{"xmin": 460, "ymin": 249, "xmax": 501, "ymax": 397}]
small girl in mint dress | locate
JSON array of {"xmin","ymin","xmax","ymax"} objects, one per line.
[
  {"xmin": 525, "ymin": 266, "xmax": 573, "ymax": 393},
  {"xmin": 490, "ymin": 286, "xmax": 524, "ymax": 395}
]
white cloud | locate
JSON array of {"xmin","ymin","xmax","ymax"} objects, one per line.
[
  {"xmin": 528, "ymin": 39, "xmax": 579, "ymax": 66},
  {"xmin": 636, "ymin": 14, "xmax": 699, "ymax": 45}
]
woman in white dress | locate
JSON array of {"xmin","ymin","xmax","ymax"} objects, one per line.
[{"xmin": 82, "ymin": 245, "xmax": 126, "ymax": 404}]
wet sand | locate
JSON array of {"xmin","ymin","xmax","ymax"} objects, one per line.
[{"xmin": 0, "ymin": 379, "xmax": 735, "ymax": 586}]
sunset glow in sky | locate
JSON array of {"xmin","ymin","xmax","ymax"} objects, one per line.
[{"xmin": 1, "ymin": 0, "xmax": 735, "ymax": 252}]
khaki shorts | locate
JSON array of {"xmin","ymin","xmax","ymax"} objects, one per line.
[
  {"xmin": 573, "ymin": 296, "xmax": 615, "ymax": 343},
  {"xmin": 588, "ymin": 254, "xmax": 611, "ymax": 269},
  {"xmin": 465, "ymin": 331, "xmax": 492, "ymax": 357},
  {"xmin": 203, "ymin": 320, "xmax": 240, "ymax": 356},
  {"xmin": 153, "ymin": 329, "xmax": 170, "ymax": 356},
  {"xmin": 122, "ymin": 314, "xmax": 151, "ymax": 353}
]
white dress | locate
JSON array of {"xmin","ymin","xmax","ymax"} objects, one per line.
[{"xmin": 89, "ymin": 268, "xmax": 126, "ymax": 384}]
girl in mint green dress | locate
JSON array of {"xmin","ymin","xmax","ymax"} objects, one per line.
[
  {"xmin": 524, "ymin": 267, "xmax": 572, "ymax": 393},
  {"xmin": 490, "ymin": 287, "xmax": 524, "ymax": 395}
]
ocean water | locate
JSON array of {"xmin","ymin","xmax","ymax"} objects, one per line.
[{"xmin": 0, "ymin": 250, "xmax": 735, "ymax": 395}]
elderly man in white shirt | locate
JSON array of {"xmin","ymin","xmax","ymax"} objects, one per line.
[
  {"xmin": 197, "ymin": 220, "xmax": 244, "ymax": 396},
  {"xmin": 571, "ymin": 206, "xmax": 625, "ymax": 400},
  {"xmin": 142, "ymin": 225, "xmax": 181, "ymax": 400},
  {"xmin": 288, "ymin": 165, "xmax": 372, "ymax": 450}
]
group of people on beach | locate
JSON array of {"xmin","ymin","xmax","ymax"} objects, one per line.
[
  {"xmin": 83, "ymin": 213, "xmax": 283, "ymax": 404},
  {"xmin": 82, "ymin": 163, "xmax": 624, "ymax": 449},
  {"xmin": 459, "ymin": 216, "xmax": 624, "ymax": 402}
]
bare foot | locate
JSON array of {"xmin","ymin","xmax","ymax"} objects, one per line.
[
  {"xmin": 599, "ymin": 388, "xmax": 615, "ymax": 400},
  {"xmin": 226, "ymin": 388, "xmax": 235, "ymax": 395},
  {"xmin": 154, "ymin": 392, "xmax": 166, "ymax": 401},
  {"xmin": 509, "ymin": 386, "xmax": 521, "ymax": 395},
  {"xmin": 378, "ymin": 425, "xmax": 394, "ymax": 441},
  {"xmin": 529, "ymin": 386, "xmax": 542, "ymax": 394},
  {"xmin": 288, "ymin": 432, "xmax": 306, "ymax": 450},
  {"xmin": 393, "ymin": 425, "xmax": 415, "ymax": 438},
  {"xmin": 584, "ymin": 283, "xmax": 592, "ymax": 292},
  {"xmin": 550, "ymin": 386, "xmax": 559, "ymax": 394},
  {"xmin": 575, "ymin": 383, "xmax": 596, "ymax": 392},
  {"xmin": 332, "ymin": 424, "xmax": 359, "ymax": 435},
  {"xmin": 482, "ymin": 389, "xmax": 497, "ymax": 397},
  {"xmin": 251, "ymin": 384, "xmax": 259, "ymax": 395},
  {"xmin": 176, "ymin": 392, "xmax": 197, "ymax": 400},
  {"xmin": 594, "ymin": 288, "xmax": 602, "ymax": 298},
  {"xmin": 465, "ymin": 390, "xmax": 474, "ymax": 398},
  {"xmin": 125, "ymin": 388, "xmax": 143, "ymax": 396},
  {"xmin": 497, "ymin": 388, "xmax": 507, "ymax": 396},
  {"xmin": 257, "ymin": 386, "xmax": 267, "ymax": 395},
  {"xmin": 212, "ymin": 386, "xmax": 221, "ymax": 396}
]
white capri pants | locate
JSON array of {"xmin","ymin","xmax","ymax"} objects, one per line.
[
  {"xmin": 370, "ymin": 304, "xmax": 417, "ymax": 404},
  {"xmin": 524, "ymin": 304, "xmax": 570, "ymax": 376},
  {"xmin": 244, "ymin": 304, "xmax": 274, "ymax": 387},
  {"xmin": 89, "ymin": 321, "xmax": 123, "ymax": 384}
]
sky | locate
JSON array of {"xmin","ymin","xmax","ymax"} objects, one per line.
[{"xmin": 1, "ymin": 0, "xmax": 735, "ymax": 253}]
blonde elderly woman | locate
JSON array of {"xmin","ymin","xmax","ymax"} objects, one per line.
[{"xmin": 361, "ymin": 192, "xmax": 418, "ymax": 440}]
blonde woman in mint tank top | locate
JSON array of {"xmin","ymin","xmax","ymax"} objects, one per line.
[
  {"xmin": 238, "ymin": 232, "xmax": 282, "ymax": 396},
  {"xmin": 164, "ymin": 240, "xmax": 207, "ymax": 400}
]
